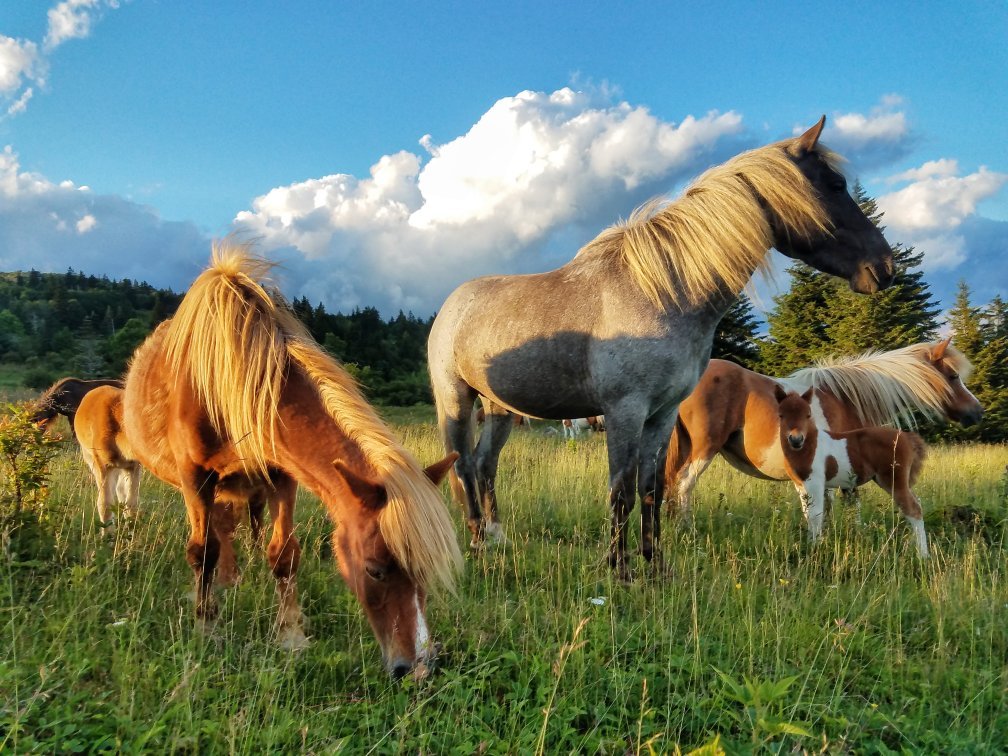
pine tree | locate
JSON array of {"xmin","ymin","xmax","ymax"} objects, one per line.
[
  {"xmin": 947, "ymin": 281, "xmax": 984, "ymax": 357},
  {"xmin": 712, "ymin": 294, "xmax": 760, "ymax": 367},
  {"xmin": 758, "ymin": 262, "xmax": 835, "ymax": 374},
  {"xmin": 971, "ymin": 296, "xmax": 1008, "ymax": 442}
]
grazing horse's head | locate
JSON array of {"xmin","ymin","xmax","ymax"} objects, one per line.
[
  {"xmin": 773, "ymin": 117, "xmax": 895, "ymax": 294},
  {"xmin": 927, "ymin": 337, "xmax": 984, "ymax": 426},
  {"xmin": 332, "ymin": 454, "xmax": 458, "ymax": 680},
  {"xmin": 775, "ymin": 385, "xmax": 817, "ymax": 451}
]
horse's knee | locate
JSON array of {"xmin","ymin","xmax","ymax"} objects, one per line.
[{"xmin": 267, "ymin": 537, "xmax": 301, "ymax": 580}]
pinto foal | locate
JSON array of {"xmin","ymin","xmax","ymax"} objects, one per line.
[{"xmin": 775, "ymin": 386, "xmax": 929, "ymax": 557}]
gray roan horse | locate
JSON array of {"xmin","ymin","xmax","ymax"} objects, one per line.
[{"xmin": 428, "ymin": 117, "xmax": 895, "ymax": 580}]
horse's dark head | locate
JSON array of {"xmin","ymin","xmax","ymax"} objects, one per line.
[
  {"xmin": 775, "ymin": 385, "xmax": 816, "ymax": 451},
  {"xmin": 773, "ymin": 117, "xmax": 895, "ymax": 294}
]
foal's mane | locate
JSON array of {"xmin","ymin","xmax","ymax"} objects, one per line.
[
  {"xmin": 788, "ymin": 341, "xmax": 973, "ymax": 428},
  {"xmin": 577, "ymin": 138, "xmax": 838, "ymax": 309},
  {"xmin": 162, "ymin": 241, "xmax": 461, "ymax": 594}
]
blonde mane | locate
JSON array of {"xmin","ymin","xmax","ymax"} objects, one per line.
[
  {"xmin": 162, "ymin": 241, "xmax": 462, "ymax": 594},
  {"xmin": 577, "ymin": 138, "xmax": 837, "ymax": 309},
  {"xmin": 788, "ymin": 341, "xmax": 973, "ymax": 428}
]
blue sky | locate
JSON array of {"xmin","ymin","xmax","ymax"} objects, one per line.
[{"xmin": 0, "ymin": 1, "xmax": 1005, "ymax": 318}]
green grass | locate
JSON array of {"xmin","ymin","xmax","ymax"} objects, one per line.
[{"xmin": 2, "ymin": 418, "xmax": 1007, "ymax": 753}]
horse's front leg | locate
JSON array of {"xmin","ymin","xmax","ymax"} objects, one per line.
[
  {"xmin": 179, "ymin": 467, "xmax": 221, "ymax": 628},
  {"xmin": 796, "ymin": 478, "xmax": 826, "ymax": 544},
  {"xmin": 639, "ymin": 408, "xmax": 677, "ymax": 572},
  {"xmin": 265, "ymin": 474, "xmax": 309, "ymax": 649},
  {"xmin": 605, "ymin": 413, "xmax": 645, "ymax": 582}
]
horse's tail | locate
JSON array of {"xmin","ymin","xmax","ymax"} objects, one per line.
[
  {"xmin": 664, "ymin": 415, "xmax": 692, "ymax": 500},
  {"xmin": 162, "ymin": 240, "xmax": 300, "ymax": 476}
]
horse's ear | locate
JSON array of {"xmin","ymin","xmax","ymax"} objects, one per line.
[
  {"xmin": 930, "ymin": 336, "xmax": 952, "ymax": 361},
  {"xmin": 774, "ymin": 384, "xmax": 788, "ymax": 403},
  {"xmin": 423, "ymin": 452, "xmax": 459, "ymax": 486},
  {"xmin": 333, "ymin": 459, "xmax": 387, "ymax": 508},
  {"xmin": 795, "ymin": 115, "xmax": 826, "ymax": 154},
  {"xmin": 801, "ymin": 387, "xmax": 815, "ymax": 403}
]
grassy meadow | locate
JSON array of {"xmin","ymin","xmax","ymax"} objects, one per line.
[{"xmin": 2, "ymin": 408, "xmax": 1007, "ymax": 753}]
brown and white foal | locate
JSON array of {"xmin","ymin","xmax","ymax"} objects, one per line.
[{"xmin": 775, "ymin": 386, "xmax": 929, "ymax": 557}]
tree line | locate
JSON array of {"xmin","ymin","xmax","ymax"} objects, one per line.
[{"xmin": 1, "ymin": 183, "xmax": 1004, "ymax": 438}]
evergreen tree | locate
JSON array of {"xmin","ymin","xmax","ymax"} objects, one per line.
[
  {"xmin": 758, "ymin": 262, "xmax": 836, "ymax": 374},
  {"xmin": 970, "ymin": 296, "xmax": 1008, "ymax": 442},
  {"xmin": 947, "ymin": 281, "xmax": 984, "ymax": 357},
  {"xmin": 712, "ymin": 294, "xmax": 760, "ymax": 367}
]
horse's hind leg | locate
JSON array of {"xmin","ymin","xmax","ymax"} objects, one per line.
[
  {"xmin": 434, "ymin": 384, "xmax": 483, "ymax": 547},
  {"xmin": 475, "ymin": 402, "xmax": 515, "ymax": 544},
  {"xmin": 876, "ymin": 461, "xmax": 928, "ymax": 558},
  {"xmin": 266, "ymin": 475, "xmax": 308, "ymax": 649}
]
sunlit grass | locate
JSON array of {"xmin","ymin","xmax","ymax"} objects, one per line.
[{"xmin": 2, "ymin": 416, "xmax": 1006, "ymax": 752}]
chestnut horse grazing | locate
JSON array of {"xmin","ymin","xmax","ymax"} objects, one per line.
[
  {"xmin": 73, "ymin": 384, "xmax": 257, "ymax": 582},
  {"xmin": 32, "ymin": 377, "xmax": 124, "ymax": 440},
  {"xmin": 122, "ymin": 243, "xmax": 462, "ymax": 678},
  {"xmin": 666, "ymin": 339, "xmax": 979, "ymax": 541},
  {"xmin": 429, "ymin": 117, "xmax": 894, "ymax": 579},
  {"xmin": 776, "ymin": 387, "xmax": 929, "ymax": 556},
  {"xmin": 74, "ymin": 384, "xmax": 141, "ymax": 534}
]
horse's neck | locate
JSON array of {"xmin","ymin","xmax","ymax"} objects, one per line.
[{"xmin": 274, "ymin": 373, "xmax": 377, "ymax": 514}]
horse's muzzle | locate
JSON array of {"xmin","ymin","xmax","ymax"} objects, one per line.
[{"xmin": 787, "ymin": 434, "xmax": 805, "ymax": 450}]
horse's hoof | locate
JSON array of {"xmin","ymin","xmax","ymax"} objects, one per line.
[
  {"xmin": 215, "ymin": 570, "xmax": 240, "ymax": 588},
  {"xmin": 195, "ymin": 616, "xmax": 218, "ymax": 636},
  {"xmin": 484, "ymin": 522, "xmax": 507, "ymax": 545},
  {"xmin": 278, "ymin": 626, "xmax": 311, "ymax": 651}
]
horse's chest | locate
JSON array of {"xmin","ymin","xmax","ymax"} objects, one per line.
[{"xmin": 819, "ymin": 438, "xmax": 858, "ymax": 489}]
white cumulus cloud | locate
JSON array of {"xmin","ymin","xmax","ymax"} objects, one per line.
[
  {"xmin": 0, "ymin": 145, "xmax": 208, "ymax": 286},
  {"xmin": 235, "ymin": 88, "xmax": 746, "ymax": 315},
  {"xmin": 877, "ymin": 160, "xmax": 1008, "ymax": 272},
  {"xmin": 44, "ymin": 0, "xmax": 119, "ymax": 50},
  {"xmin": 1, "ymin": 1, "xmax": 119, "ymax": 117},
  {"xmin": 814, "ymin": 97, "xmax": 913, "ymax": 171}
]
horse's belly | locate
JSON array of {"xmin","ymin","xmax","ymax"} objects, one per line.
[{"xmin": 721, "ymin": 435, "xmax": 788, "ymax": 481}]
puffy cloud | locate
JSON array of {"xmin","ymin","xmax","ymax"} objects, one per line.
[
  {"xmin": 0, "ymin": 36, "xmax": 43, "ymax": 95},
  {"xmin": 1, "ymin": 1, "xmax": 118, "ymax": 117},
  {"xmin": 235, "ymin": 88, "xmax": 746, "ymax": 314},
  {"xmin": 876, "ymin": 160, "xmax": 1008, "ymax": 293},
  {"xmin": 816, "ymin": 97, "xmax": 913, "ymax": 170},
  {"xmin": 0, "ymin": 145, "xmax": 208, "ymax": 286},
  {"xmin": 44, "ymin": 0, "xmax": 119, "ymax": 51}
]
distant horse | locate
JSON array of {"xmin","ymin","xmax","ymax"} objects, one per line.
[
  {"xmin": 776, "ymin": 387, "xmax": 929, "ymax": 556},
  {"xmin": 666, "ymin": 339, "xmax": 980, "ymax": 540},
  {"xmin": 31, "ymin": 377, "xmax": 124, "ymax": 440},
  {"xmin": 428, "ymin": 117, "xmax": 894, "ymax": 578},
  {"xmin": 74, "ymin": 384, "xmax": 258, "ymax": 582},
  {"xmin": 122, "ymin": 243, "xmax": 462, "ymax": 678},
  {"xmin": 562, "ymin": 416, "xmax": 606, "ymax": 439}
]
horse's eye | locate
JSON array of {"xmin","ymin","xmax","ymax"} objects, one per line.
[
  {"xmin": 950, "ymin": 373, "xmax": 959, "ymax": 381},
  {"xmin": 364, "ymin": 562, "xmax": 387, "ymax": 581}
]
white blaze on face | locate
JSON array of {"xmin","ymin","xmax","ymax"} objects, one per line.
[{"xmin": 413, "ymin": 593, "xmax": 430, "ymax": 659}]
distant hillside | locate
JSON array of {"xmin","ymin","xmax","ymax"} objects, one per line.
[{"xmin": 0, "ymin": 268, "xmax": 434, "ymax": 405}]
